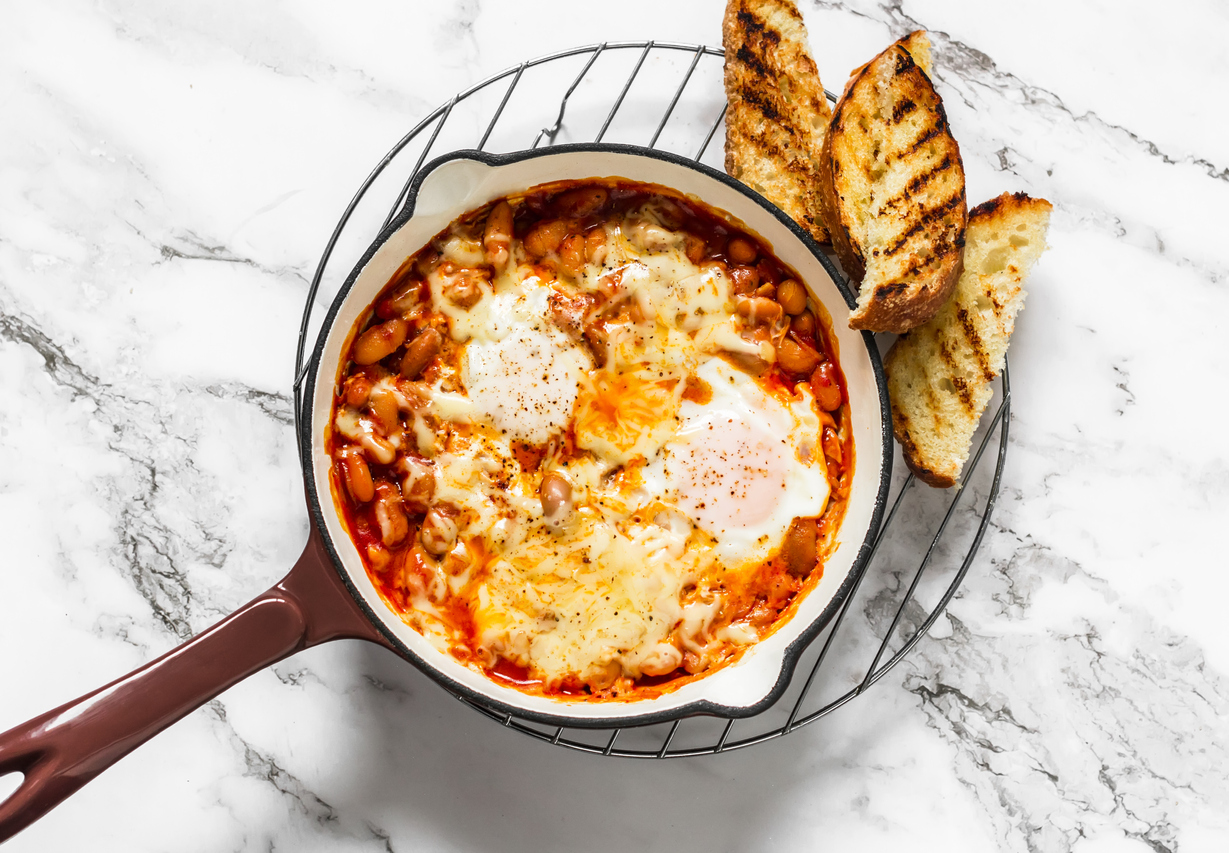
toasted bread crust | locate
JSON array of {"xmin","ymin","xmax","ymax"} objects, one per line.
[
  {"xmin": 816, "ymin": 32, "xmax": 968, "ymax": 334},
  {"xmin": 966, "ymin": 192, "xmax": 1046, "ymax": 226},
  {"xmin": 886, "ymin": 192, "xmax": 1052, "ymax": 487},
  {"xmin": 815, "ymin": 101, "xmax": 863, "ymax": 279},
  {"xmin": 847, "ymin": 30, "xmax": 934, "ymax": 81},
  {"xmin": 850, "ymin": 247, "xmax": 964, "ymax": 334},
  {"xmin": 890, "ymin": 415, "xmax": 951, "ymax": 487},
  {"xmin": 723, "ymin": 0, "xmax": 831, "ymax": 243}
]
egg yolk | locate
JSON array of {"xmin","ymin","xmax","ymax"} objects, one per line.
[{"xmin": 671, "ymin": 410, "xmax": 791, "ymax": 537}]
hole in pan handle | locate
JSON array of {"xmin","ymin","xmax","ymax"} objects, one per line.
[{"xmin": 0, "ymin": 527, "xmax": 387, "ymax": 843}]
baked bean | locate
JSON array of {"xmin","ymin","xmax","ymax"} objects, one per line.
[
  {"xmin": 755, "ymin": 259, "xmax": 778, "ymax": 288},
  {"xmin": 638, "ymin": 643, "xmax": 683, "ymax": 677},
  {"xmin": 776, "ymin": 337, "xmax": 821, "ymax": 376},
  {"xmin": 728, "ymin": 236, "xmax": 758, "ymax": 265},
  {"xmin": 343, "ymin": 374, "xmax": 374, "ymax": 407},
  {"xmin": 684, "ymin": 234, "xmax": 707, "ymax": 265},
  {"xmin": 398, "ymin": 455, "xmax": 435, "ymax": 514},
  {"xmin": 781, "ymin": 518, "xmax": 818, "ymax": 578},
  {"xmin": 400, "ymin": 327, "xmax": 442, "ymax": 379},
  {"xmin": 584, "ymin": 659, "xmax": 623, "ymax": 690},
  {"xmin": 400, "ymin": 380, "xmax": 431, "ymax": 411},
  {"xmin": 822, "ymin": 426, "xmax": 842, "ymax": 464},
  {"xmin": 442, "ymin": 269, "xmax": 484, "ymax": 309},
  {"xmin": 628, "ymin": 220, "xmax": 676, "ymax": 252},
  {"xmin": 736, "ymin": 296, "xmax": 782, "ymax": 326},
  {"xmin": 366, "ymin": 542, "xmax": 392, "ymax": 572},
  {"xmin": 654, "ymin": 199, "xmax": 688, "ymax": 229},
  {"xmin": 790, "ymin": 310, "xmax": 817, "ymax": 340},
  {"xmin": 421, "ymin": 504, "xmax": 459, "ymax": 556},
  {"xmin": 549, "ymin": 291, "xmax": 596, "ymax": 339},
  {"xmin": 369, "ymin": 385, "xmax": 401, "ymax": 434},
  {"xmin": 413, "ymin": 248, "xmax": 440, "ymax": 278},
  {"xmin": 361, "ymin": 432, "xmax": 396, "ymax": 465},
  {"xmin": 401, "ymin": 544, "xmax": 434, "ymax": 593},
  {"xmin": 583, "ymin": 322, "xmax": 609, "ymax": 368},
  {"xmin": 558, "ymin": 233, "xmax": 587, "ymax": 277},
  {"xmin": 682, "ymin": 650, "xmax": 706, "ymax": 675},
  {"xmin": 777, "ymin": 279, "xmax": 807, "ymax": 315},
  {"xmin": 373, "ymin": 481, "xmax": 409, "ymax": 547},
  {"xmin": 353, "ymin": 317, "xmax": 409, "ymax": 365},
  {"xmin": 726, "ymin": 326, "xmax": 772, "ymax": 375},
  {"xmin": 811, "ymin": 362, "xmax": 843, "ymax": 412},
  {"xmin": 483, "ymin": 200, "xmax": 513, "ymax": 267},
  {"xmin": 728, "ymin": 351, "xmax": 770, "ymax": 375},
  {"xmin": 376, "ymin": 279, "xmax": 423, "ymax": 319},
  {"xmin": 754, "ymin": 283, "xmax": 777, "ymax": 300},
  {"xmin": 338, "ymin": 448, "xmax": 374, "ymax": 503},
  {"xmin": 442, "ymin": 540, "xmax": 472, "ymax": 576},
  {"xmin": 539, "ymin": 471, "xmax": 573, "ymax": 525},
  {"xmin": 557, "ymin": 186, "xmax": 608, "ymax": 218},
  {"xmin": 586, "ymin": 228, "xmax": 608, "ymax": 265},
  {"xmin": 729, "ymin": 265, "xmax": 760, "ymax": 295},
  {"xmin": 524, "ymin": 219, "xmax": 571, "ymax": 257}
]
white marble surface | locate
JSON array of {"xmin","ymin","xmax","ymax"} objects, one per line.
[{"xmin": 2, "ymin": 1, "xmax": 1228, "ymax": 850}]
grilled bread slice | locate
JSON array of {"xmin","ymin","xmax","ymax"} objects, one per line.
[
  {"xmin": 817, "ymin": 31, "xmax": 967, "ymax": 333},
  {"xmin": 723, "ymin": 0, "xmax": 831, "ymax": 243},
  {"xmin": 886, "ymin": 192, "xmax": 1052, "ymax": 487},
  {"xmin": 849, "ymin": 30, "xmax": 934, "ymax": 79}
]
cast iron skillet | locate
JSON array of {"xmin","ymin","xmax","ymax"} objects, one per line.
[{"xmin": 0, "ymin": 144, "xmax": 891, "ymax": 841}]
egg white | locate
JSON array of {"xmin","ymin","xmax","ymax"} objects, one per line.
[
  {"xmin": 459, "ymin": 284, "xmax": 592, "ymax": 445},
  {"xmin": 639, "ymin": 358, "xmax": 829, "ymax": 566}
]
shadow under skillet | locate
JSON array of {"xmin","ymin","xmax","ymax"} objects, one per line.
[{"xmin": 299, "ymin": 639, "xmax": 910, "ymax": 853}]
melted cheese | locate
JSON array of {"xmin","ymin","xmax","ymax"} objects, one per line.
[
  {"xmin": 573, "ymin": 366, "xmax": 684, "ymax": 466},
  {"xmin": 462, "ymin": 326, "xmax": 590, "ymax": 444},
  {"xmin": 364, "ymin": 197, "xmax": 835, "ymax": 690}
]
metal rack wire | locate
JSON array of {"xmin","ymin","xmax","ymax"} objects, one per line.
[{"xmin": 292, "ymin": 42, "xmax": 1011, "ymax": 758}]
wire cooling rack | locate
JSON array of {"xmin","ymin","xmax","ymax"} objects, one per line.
[{"xmin": 292, "ymin": 42, "xmax": 1011, "ymax": 758}]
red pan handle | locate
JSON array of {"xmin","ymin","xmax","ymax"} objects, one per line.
[{"xmin": 0, "ymin": 526, "xmax": 389, "ymax": 843}]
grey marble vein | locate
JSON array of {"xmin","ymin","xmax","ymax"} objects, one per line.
[{"xmin": 1, "ymin": 1, "xmax": 1227, "ymax": 851}]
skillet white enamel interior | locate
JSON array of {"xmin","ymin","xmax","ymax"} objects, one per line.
[{"xmin": 305, "ymin": 146, "xmax": 890, "ymax": 726}]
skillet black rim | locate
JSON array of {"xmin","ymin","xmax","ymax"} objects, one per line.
[{"xmin": 298, "ymin": 142, "xmax": 893, "ymax": 730}]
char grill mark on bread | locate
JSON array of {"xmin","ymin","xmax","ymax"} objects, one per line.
[
  {"xmin": 816, "ymin": 31, "xmax": 969, "ymax": 334},
  {"xmin": 722, "ymin": 0, "xmax": 831, "ymax": 243},
  {"xmin": 886, "ymin": 192, "xmax": 1052, "ymax": 487}
]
